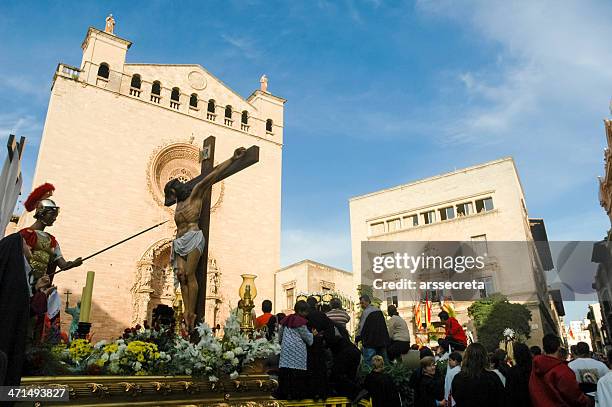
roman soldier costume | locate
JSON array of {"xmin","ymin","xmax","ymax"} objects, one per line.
[
  {"xmin": 19, "ymin": 183, "xmax": 62, "ymax": 290},
  {"xmin": 18, "ymin": 183, "xmax": 81, "ymax": 344}
]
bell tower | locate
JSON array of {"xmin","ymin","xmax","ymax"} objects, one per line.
[{"xmin": 80, "ymin": 14, "xmax": 132, "ymax": 87}]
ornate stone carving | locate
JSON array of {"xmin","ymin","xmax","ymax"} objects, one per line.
[
  {"xmin": 146, "ymin": 142, "xmax": 224, "ymax": 214},
  {"xmin": 188, "ymin": 70, "xmax": 207, "ymax": 90},
  {"xmin": 131, "ymin": 239, "xmax": 172, "ymax": 325}
]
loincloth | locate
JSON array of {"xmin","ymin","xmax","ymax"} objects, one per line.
[{"xmin": 171, "ymin": 230, "xmax": 205, "ymax": 288}]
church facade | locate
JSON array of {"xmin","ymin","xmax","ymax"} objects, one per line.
[{"xmin": 19, "ymin": 19, "xmax": 284, "ymax": 339}]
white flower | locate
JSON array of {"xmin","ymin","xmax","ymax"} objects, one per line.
[
  {"xmin": 208, "ymin": 375, "xmax": 218, "ymax": 382},
  {"xmin": 232, "ymin": 357, "xmax": 239, "ymax": 365},
  {"xmin": 185, "ymin": 368, "xmax": 192, "ymax": 375},
  {"xmin": 224, "ymin": 351, "xmax": 235, "ymax": 360},
  {"xmin": 94, "ymin": 340, "xmax": 108, "ymax": 349},
  {"xmin": 229, "ymin": 371, "xmax": 239, "ymax": 379},
  {"xmin": 234, "ymin": 347, "xmax": 244, "ymax": 355},
  {"xmin": 134, "ymin": 361, "xmax": 142, "ymax": 371},
  {"xmin": 101, "ymin": 353, "xmax": 109, "ymax": 361}
]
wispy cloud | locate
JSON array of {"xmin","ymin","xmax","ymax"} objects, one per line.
[
  {"xmin": 0, "ymin": 113, "xmax": 42, "ymax": 145},
  {"xmin": 0, "ymin": 75, "xmax": 48, "ymax": 100},
  {"xmin": 220, "ymin": 34, "xmax": 262, "ymax": 61}
]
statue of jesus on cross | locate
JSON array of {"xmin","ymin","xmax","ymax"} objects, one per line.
[{"xmin": 163, "ymin": 137, "xmax": 259, "ymax": 332}]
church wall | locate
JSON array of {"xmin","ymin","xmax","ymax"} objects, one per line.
[{"xmin": 23, "ymin": 73, "xmax": 282, "ymax": 339}]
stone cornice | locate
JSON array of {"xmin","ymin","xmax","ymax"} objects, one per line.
[{"xmin": 81, "ymin": 26, "xmax": 132, "ymax": 50}]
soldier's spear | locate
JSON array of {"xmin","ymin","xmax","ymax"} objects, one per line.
[{"xmin": 50, "ymin": 220, "xmax": 170, "ymax": 276}]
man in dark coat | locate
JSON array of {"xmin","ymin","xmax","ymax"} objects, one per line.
[
  {"xmin": 0, "ymin": 233, "xmax": 30, "ymax": 388},
  {"xmin": 356, "ymin": 295, "xmax": 389, "ymax": 367},
  {"xmin": 305, "ymin": 296, "xmax": 335, "ymax": 400}
]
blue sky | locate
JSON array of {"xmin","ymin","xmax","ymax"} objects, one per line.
[{"xmin": 1, "ymin": 1, "xmax": 611, "ymax": 322}]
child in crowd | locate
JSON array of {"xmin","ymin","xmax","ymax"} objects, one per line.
[
  {"xmin": 363, "ymin": 355, "xmax": 402, "ymax": 407},
  {"xmin": 444, "ymin": 352, "xmax": 462, "ymax": 406}
]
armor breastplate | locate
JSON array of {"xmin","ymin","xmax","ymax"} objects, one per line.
[{"xmin": 29, "ymin": 232, "xmax": 54, "ymax": 280}]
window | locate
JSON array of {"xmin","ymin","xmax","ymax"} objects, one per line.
[
  {"xmin": 471, "ymin": 234, "xmax": 488, "ymax": 257},
  {"xmin": 129, "ymin": 74, "xmax": 142, "ymax": 97},
  {"xmin": 475, "ymin": 197, "xmax": 494, "ymax": 213},
  {"xmin": 207, "ymin": 99, "xmax": 216, "ymax": 113},
  {"xmin": 130, "ymin": 74, "xmax": 141, "ymax": 89},
  {"xmin": 370, "ymin": 222, "xmax": 385, "ymax": 235},
  {"xmin": 386, "ymin": 292, "xmax": 399, "ymax": 306},
  {"xmin": 439, "ymin": 206, "xmax": 455, "ymax": 221},
  {"xmin": 151, "ymin": 81, "xmax": 161, "ymax": 103},
  {"xmin": 456, "ymin": 202, "xmax": 473, "ymax": 217},
  {"xmin": 387, "ymin": 218, "xmax": 401, "ymax": 232},
  {"xmin": 403, "ymin": 214, "xmax": 418, "ymax": 227},
  {"xmin": 266, "ymin": 119, "xmax": 273, "ymax": 133},
  {"xmin": 286, "ymin": 287, "xmax": 295, "ymax": 310},
  {"xmin": 225, "ymin": 105, "xmax": 233, "ymax": 118},
  {"xmin": 171, "ymin": 87, "xmax": 180, "ymax": 101},
  {"xmin": 170, "ymin": 87, "xmax": 180, "ymax": 109},
  {"xmin": 478, "ymin": 276, "xmax": 495, "ymax": 298},
  {"xmin": 420, "ymin": 288, "xmax": 440, "ymax": 302},
  {"xmin": 241, "ymin": 110, "xmax": 249, "ymax": 124},
  {"xmin": 97, "ymin": 63, "xmax": 109, "ymax": 79},
  {"xmin": 189, "ymin": 93, "xmax": 198, "ymax": 108},
  {"xmin": 151, "ymin": 81, "xmax": 161, "ymax": 95},
  {"xmin": 422, "ymin": 211, "xmax": 435, "ymax": 225}
]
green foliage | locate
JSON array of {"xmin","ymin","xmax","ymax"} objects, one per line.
[
  {"xmin": 467, "ymin": 293, "xmax": 507, "ymax": 329},
  {"xmin": 357, "ymin": 361, "xmax": 414, "ymax": 402},
  {"xmin": 436, "ymin": 358, "xmax": 448, "ymax": 377},
  {"xmin": 468, "ymin": 295, "xmax": 532, "ymax": 351}
]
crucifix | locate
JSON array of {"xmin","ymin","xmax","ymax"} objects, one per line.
[
  {"xmin": 64, "ymin": 289, "xmax": 73, "ymax": 305},
  {"xmin": 163, "ymin": 136, "xmax": 259, "ymax": 331}
]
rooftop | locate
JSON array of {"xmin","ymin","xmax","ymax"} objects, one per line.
[{"xmin": 349, "ymin": 156, "xmax": 518, "ymax": 202}]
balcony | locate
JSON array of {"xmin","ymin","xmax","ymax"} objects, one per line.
[
  {"xmin": 241, "ymin": 123, "xmax": 250, "ymax": 132},
  {"xmin": 129, "ymin": 87, "xmax": 141, "ymax": 97},
  {"xmin": 224, "ymin": 118, "xmax": 233, "ymax": 126},
  {"xmin": 170, "ymin": 101, "xmax": 180, "ymax": 110},
  {"xmin": 150, "ymin": 94, "xmax": 161, "ymax": 104},
  {"xmin": 58, "ymin": 64, "xmax": 80, "ymax": 80},
  {"xmin": 206, "ymin": 112, "xmax": 216, "ymax": 121}
]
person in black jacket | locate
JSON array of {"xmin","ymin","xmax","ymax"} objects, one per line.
[
  {"xmin": 505, "ymin": 342, "xmax": 532, "ymax": 407},
  {"xmin": 305, "ymin": 296, "xmax": 335, "ymax": 400},
  {"xmin": 408, "ymin": 356, "xmax": 446, "ymax": 407},
  {"xmin": 329, "ymin": 324, "xmax": 361, "ymax": 399},
  {"xmin": 451, "ymin": 343, "xmax": 505, "ymax": 407},
  {"xmin": 356, "ymin": 295, "xmax": 389, "ymax": 367},
  {"xmin": 364, "ymin": 355, "xmax": 401, "ymax": 407}
]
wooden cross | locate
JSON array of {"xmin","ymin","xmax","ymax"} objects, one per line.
[
  {"xmin": 64, "ymin": 289, "xmax": 73, "ymax": 304},
  {"xmin": 169, "ymin": 136, "xmax": 259, "ymax": 324}
]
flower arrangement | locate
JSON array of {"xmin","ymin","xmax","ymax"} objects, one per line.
[
  {"xmin": 68, "ymin": 339, "xmax": 94, "ymax": 363},
  {"xmin": 38, "ymin": 312, "xmax": 280, "ymax": 378},
  {"xmin": 503, "ymin": 328, "xmax": 516, "ymax": 341}
]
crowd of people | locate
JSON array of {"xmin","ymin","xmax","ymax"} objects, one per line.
[
  {"xmin": 265, "ymin": 294, "xmax": 469, "ymax": 405},
  {"xmin": 263, "ymin": 295, "xmax": 612, "ymax": 407}
]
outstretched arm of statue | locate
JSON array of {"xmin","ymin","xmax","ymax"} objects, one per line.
[
  {"xmin": 57, "ymin": 256, "xmax": 83, "ymax": 270},
  {"xmin": 191, "ymin": 147, "xmax": 247, "ymax": 200}
]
